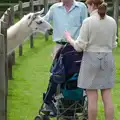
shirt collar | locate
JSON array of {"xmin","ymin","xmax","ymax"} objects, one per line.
[
  {"xmin": 73, "ymin": 1, "xmax": 80, "ymax": 7},
  {"xmin": 58, "ymin": 0, "xmax": 79, "ymax": 7},
  {"xmin": 58, "ymin": 2, "xmax": 63, "ymax": 7},
  {"xmin": 90, "ymin": 9, "xmax": 98, "ymax": 16}
]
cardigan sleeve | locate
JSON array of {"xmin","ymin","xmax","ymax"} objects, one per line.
[{"xmin": 74, "ymin": 19, "xmax": 89, "ymax": 52}]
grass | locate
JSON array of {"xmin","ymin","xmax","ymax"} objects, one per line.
[
  {"xmin": 7, "ymin": 31, "xmax": 120, "ymax": 120},
  {"xmin": 7, "ymin": 34, "xmax": 54, "ymax": 120}
]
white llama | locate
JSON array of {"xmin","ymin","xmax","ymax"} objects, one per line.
[{"xmin": 3, "ymin": 8, "xmax": 52, "ymax": 54}]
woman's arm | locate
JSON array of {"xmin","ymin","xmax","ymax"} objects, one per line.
[
  {"xmin": 64, "ymin": 19, "xmax": 89, "ymax": 52},
  {"xmin": 64, "ymin": 31, "xmax": 75, "ymax": 46}
]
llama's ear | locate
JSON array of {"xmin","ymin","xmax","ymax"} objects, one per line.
[
  {"xmin": 39, "ymin": 8, "xmax": 44, "ymax": 14},
  {"xmin": 34, "ymin": 8, "xmax": 44, "ymax": 16}
]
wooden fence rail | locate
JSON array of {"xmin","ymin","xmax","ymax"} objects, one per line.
[
  {"xmin": 18, "ymin": 1, "xmax": 23, "ymax": 56},
  {"xmin": 30, "ymin": 0, "xmax": 34, "ymax": 48},
  {"xmin": 0, "ymin": 21, "xmax": 8, "ymax": 120},
  {"xmin": 0, "ymin": 33, "xmax": 6, "ymax": 120}
]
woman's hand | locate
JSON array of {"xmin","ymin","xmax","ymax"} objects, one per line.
[
  {"xmin": 64, "ymin": 31, "xmax": 72, "ymax": 42},
  {"xmin": 64, "ymin": 31, "xmax": 75, "ymax": 47}
]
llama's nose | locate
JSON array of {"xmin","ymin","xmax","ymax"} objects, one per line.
[{"xmin": 47, "ymin": 28, "xmax": 53, "ymax": 35}]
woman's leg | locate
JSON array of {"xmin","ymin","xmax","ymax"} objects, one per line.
[
  {"xmin": 86, "ymin": 90, "xmax": 98, "ymax": 120},
  {"xmin": 101, "ymin": 89, "xmax": 114, "ymax": 120}
]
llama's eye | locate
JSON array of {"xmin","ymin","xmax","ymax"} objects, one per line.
[
  {"xmin": 28, "ymin": 15, "xmax": 31, "ymax": 19},
  {"xmin": 36, "ymin": 21, "xmax": 43, "ymax": 24}
]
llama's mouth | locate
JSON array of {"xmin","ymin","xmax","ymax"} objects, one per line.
[{"xmin": 47, "ymin": 28, "xmax": 53, "ymax": 35}]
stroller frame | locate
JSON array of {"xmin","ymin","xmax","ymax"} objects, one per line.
[
  {"xmin": 35, "ymin": 90, "xmax": 88, "ymax": 120},
  {"xmin": 34, "ymin": 44, "xmax": 88, "ymax": 120},
  {"xmin": 55, "ymin": 89, "xmax": 88, "ymax": 120}
]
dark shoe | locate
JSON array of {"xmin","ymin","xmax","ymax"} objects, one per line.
[
  {"xmin": 49, "ymin": 111, "xmax": 56, "ymax": 117},
  {"xmin": 44, "ymin": 101, "xmax": 57, "ymax": 116},
  {"xmin": 47, "ymin": 102, "xmax": 57, "ymax": 116},
  {"xmin": 41, "ymin": 103, "xmax": 52, "ymax": 115},
  {"xmin": 43, "ymin": 103, "xmax": 53, "ymax": 112}
]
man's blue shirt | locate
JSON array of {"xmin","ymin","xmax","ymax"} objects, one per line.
[{"xmin": 44, "ymin": 1, "xmax": 88, "ymax": 41}]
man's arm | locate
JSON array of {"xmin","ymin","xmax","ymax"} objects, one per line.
[
  {"xmin": 43, "ymin": 6, "xmax": 53, "ymax": 23},
  {"xmin": 81, "ymin": 3, "xmax": 88, "ymax": 23}
]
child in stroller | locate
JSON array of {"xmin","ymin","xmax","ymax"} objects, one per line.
[{"xmin": 35, "ymin": 44, "xmax": 88, "ymax": 120}]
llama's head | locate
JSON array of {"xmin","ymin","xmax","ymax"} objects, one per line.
[{"xmin": 26, "ymin": 8, "xmax": 53, "ymax": 34}]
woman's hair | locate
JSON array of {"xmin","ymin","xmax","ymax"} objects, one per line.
[{"xmin": 86, "ymin": 0, "xmax": 107, "ymax": 19}]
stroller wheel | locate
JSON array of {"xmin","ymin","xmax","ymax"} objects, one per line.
[
  {"xmin": 34, "ymin": 115, "xmax": 42, "ymax": 120},
  {"xmin": 43, "ymin": 115, "xmax": 50, "ymax": 120}
]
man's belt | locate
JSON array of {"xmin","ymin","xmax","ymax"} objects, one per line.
[{"xmin": 56, "ymin": 41, "xmax": 67, "ymax": 45}]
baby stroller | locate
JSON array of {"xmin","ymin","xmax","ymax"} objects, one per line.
[{"xmin": 35, "ymin": 44, "xmax": 88, "ymax": 120}]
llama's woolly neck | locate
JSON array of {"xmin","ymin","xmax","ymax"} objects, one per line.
[{"xmin": 7, "ymin": 13, "xmax": 33, "ymax": 53}]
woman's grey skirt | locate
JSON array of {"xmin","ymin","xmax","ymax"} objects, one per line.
[{"xmin": 77, "ymin": 52, "xmax": 115, "ymax": 89}]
